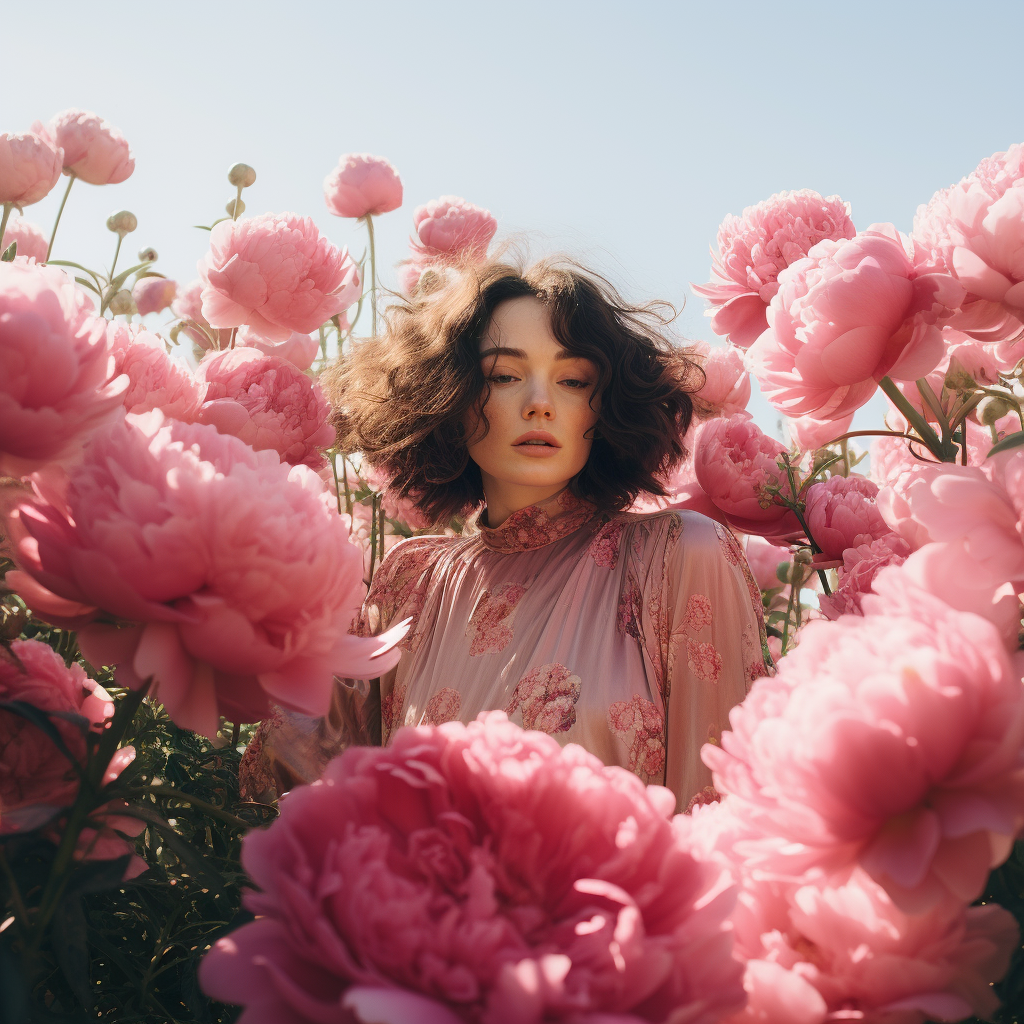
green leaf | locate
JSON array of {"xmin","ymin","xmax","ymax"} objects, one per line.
[
  {"xmin": 987, "ymin": 430, "xmax": 1024, "ymax": 457},
  {"xmin": 51, "ymin": 895, "xmax": 92, "ymax": 1010},
  {"xmin": 0, "ymin": 939, "xmax": 31, "ymax": 1023},
  {"xmin": 74, "ymin": 276, "xmax": 101, "ymax": 295},
  {"xmin": 1, "ymin": 241, "xmax": 16, "ymax": 262},
  {"xmin": 108, "ymin": 261, "xmax": 152, "ymax": 294}
]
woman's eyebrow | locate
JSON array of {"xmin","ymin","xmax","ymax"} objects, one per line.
[{"xmin": 478, "ymin": 346, "xmax": 589, "ymax": 361}]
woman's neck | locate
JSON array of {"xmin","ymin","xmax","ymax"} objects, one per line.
[{"xmin": 480, "ymin": 477, "xmax": 570, "ymax": 528}]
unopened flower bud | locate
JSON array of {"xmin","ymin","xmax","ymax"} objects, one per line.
[
  {"xmin": 138, "ymin": 246, "xmax": 158, "ymax": 262},
  {"xmin": 793, "ymin": 548, "xmax": 813, "ymax": 565},
  {"xmin": 226, "ymin": 197, "xmax": 246, "ymax": 217},
  {"xmin": 108, "ymin": 289, "xmax": 135, "ymax": 315},
  {"xmin": 978, "ymin": 395, "xmax": 1014, "ymax": 426},
  {"xmin": 227, "ymin": 162, "xmax": 256, "ymax": 188},
  {"xmin": 775, "ymin": 562, "xmax": 796, "ymax": 585},
  {"xmin": 106, "ymin": 210, "xmax": 138, "ymax": 236}
]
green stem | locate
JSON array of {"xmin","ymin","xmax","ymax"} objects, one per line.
[
  {"xmin": 46, "ymin": 173, "xmax": 75, "ymax": 261},
  {"xmin": 364, "ymin": 215, "xmax": 378, "ymax": 339},
  {"xmin": 0, "ymin": 845, "xmax": 30, "ymax": 933},
  {"xmin": 878, "ymin": 376, "xmax": 949, "ymax": 460},
  {"xmin": 119, "ymin": 786, "xmax": 252, "ymax": 831},
  {"xmin": 231, "ymin": 185, "xmax": 243, "ymax": 221},
  {"xmin": 915, "ymin": 378, "xmax": 950, "ymax": 442},
  {"xmin": 109, "ymin": 233, "xmax": 123, "ymax": 283},
  {"xmin": 0, "ymin": 203, "xmax": 12, "ymax": 249},
  {"xmin": 341, "ymin": 453, "xmax": 353, "ymax": 515},
  {"xmin": 368, "ymin": 494, "xmax": 381, "ymax": 583}
]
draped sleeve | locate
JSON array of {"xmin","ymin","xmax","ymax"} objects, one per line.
[{"xmin": 636, "ymin": 511, "xmax": 772, "ymax": 810}]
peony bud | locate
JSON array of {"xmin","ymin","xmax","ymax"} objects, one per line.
[
  {"xmin": 138, "ymin": 246, "xmax": 158, "ymax": 262},
  {"xmin": 226, "ymin": 197, "xmax": 245, "ymax": 217},
  {"xmin": 978, "ymin": 395, "xmax": 1014, "ymax": 426},
  {"xmin": 108, "ymin": 288, "xmax": 135, "ymax": 315},
  {"xmin": 106, "ymin": 210, "xmax": 137, "ymax": 236},
  {"xmin": 227, "ymin": 163, "xmax": 256, "ymax": 188}
]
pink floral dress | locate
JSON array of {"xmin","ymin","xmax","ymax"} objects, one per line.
[{"xmin": 244, "ymin": 490, "xmax": 772, "ymax": 810}]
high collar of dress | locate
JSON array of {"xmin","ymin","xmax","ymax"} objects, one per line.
[{"xmin": 477, "ymin": 489, "xmax": 597, "ymax": 553}]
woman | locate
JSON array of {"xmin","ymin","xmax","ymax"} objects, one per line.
[{"xmin": 241, "ymin": 257, "xmax": 772, "ymax": 811}]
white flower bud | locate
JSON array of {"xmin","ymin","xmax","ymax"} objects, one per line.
[
  {"xmin": 108, "ymin": 289, "xmax": 136, "ymax": 315},
  {"xmin": 138, "ymin": 246, "xmax": 158, "ymax": 262},
  {"xmin": 106, "ymin": 210, "xmax": 138, "ymax": 236},
  {"xmin": 226, "ymin": 197, "xmax": 246, "ymax": 217},
  {"xmin": 227, "ymin": 163, "xmax": 256, "ymax": 188}
]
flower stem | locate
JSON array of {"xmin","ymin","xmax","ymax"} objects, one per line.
[
  {"xmin": 231, "ymin": 185, "xmax": 243, "ymax": 221},
  {"xmin": 109, "ymin": 233, "xmax": 123, "ymax": 283},
  {"xmin": 119, "ymin": 786, "xmax": 252, "ymax": 830},
  {"xmin": 46, "ymin": 174, "xmax": 75, "ymax": 261},
  {"xmin": 878, "ymin": 376, "xmax": 950, "ymax": 460},
  {"xmin": 0, "ymin": 203, "xmax": 12, "ymax": 249},
  {"xmin": 364, "ymin": 215, "xmax": 378, "ymax": 339}
]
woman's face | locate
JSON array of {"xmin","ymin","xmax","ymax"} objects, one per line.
[{"xmin": 466, "ymin": 296, "xmax": 600, "ymax": 511}]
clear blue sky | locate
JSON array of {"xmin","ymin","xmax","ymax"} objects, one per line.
[{"xmin": 6, "ymin": 0, "xmax": 1024, "ymax": 436}]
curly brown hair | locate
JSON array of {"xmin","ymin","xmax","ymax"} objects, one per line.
[{"xmin": 323, "ymin": 256, "xmax": 704, "ymax": 525}]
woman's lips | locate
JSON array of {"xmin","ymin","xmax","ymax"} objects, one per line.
[{"xmin": 512, "ymin": 431, "xmax": 562, "ymax": 457}]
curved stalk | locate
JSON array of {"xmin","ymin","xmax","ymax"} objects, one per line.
[
  {"xmin": 364, "ymin": 214, "xmax": 378, "ymax": 339},
  {"xmin": 46, "ymin": 173, "xmax": 75, "ymax": 260},
  {"xmin": 0, "ymin": 202, "xmax": 13, "ymax": 249},
  {"xmin": 877, "ymin": 376, "xmax": 952, "ymax": 461}
]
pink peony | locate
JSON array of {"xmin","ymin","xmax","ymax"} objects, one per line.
[
  {"xmin": 0, "ymin": 260, "xmax": 126, "ymax": 477},
  {"xmin": 1, "ymin": 215, "xmax": 48, "ymax": 262},
  {"xmin": 817, "ymin": 534, "xmax": 910, "ymax": 620},
  {"xmin": 196, "ymin": 348, "xmax": 334, "ymax": 467},
  {"xmin": 411, "ymin": 195, "xmax": 497, "ymax": 261},
  {"xmin": 45, "ymin": 108, "xmax": 134, "ymax": 185},
  {"xmin": 704, "ymin": 592, "xmax": 1024, "ymax": 912},
  {"xmin": 363, "ymin": 464, "xmax": 435, "ymax": 531},
  {"xmin": 693, "ymin": 415, "xmax": 802, "ymax": 538},
  {"xmin": 693, "ymin": 190, "xmax": 856, "ymax": 349},
  {"xmin": 324, "ymin": 153, "xmax": 403, "ymax": 218},
  {"xmin": 786, "ymin": 413, "xmax": 852, "ymax": 453},
  {"xmin": 8, "ymin": 411, "xmax": 404, "ymax": 739},
  {"xmin": 744, "ymin": 536, "xmax": 792, "ymax": 591},
  {"xmin": 691, "ymin": 341, "xmax": 752, "ymax": 417},
  {"xmin": 198, "ymin": 213, "xmax": 362, "ymax": 342},
  {"xmin": 234, "ymin": 323, "xmax": 321, "ymax": 371},
  {"xmin": 172, "ymin": 278, "xmax": 230, "ymax": 350},
  {"xmin": 803, "ymin": 475, "xmax": 891, "ymax": 560},
  {"xmin": 199, "ymin": 711, "xmax": 745, "ymax": 1024},
  {"xmin": 131, "ymin": 276, "xmax": 177, "ymax": 316},
  {"xmin": 0, "ymin": 639, "xmax": 146, "ymax": 875},
  {"xmin": 0, "ymin": 130, "xmax": 63, "ymax": 205},
  {"xmin": 747, "ymin": 224, "xmax": 966, "ymax": 419},
  {"xmin": 912, "ymin": 143, "xmax": 1024, "ymax": 340}
]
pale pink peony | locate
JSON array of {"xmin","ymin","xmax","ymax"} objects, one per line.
[
  {"xmin": 196, "ymin": 348, "xmax": 334, "ymax": 467},
  {"xmin": 131, "ymin": 276, "xmax": 177, "ymax": 316},
  {"xmin": 691, "ymin": 341, "xmax": 751, "ymax": 417},
  {"xmin": 693, "ymin": 415, "xmax": 802, "ymax": 538},
  {"xmin": 747, "ymin": 224, "xmax": 966, "ymax": 419},
  {"xmin": 704, "ymin": 592, "xmax": 1024, "ymax": 912},
  {"xmin": 45, "ymin": 108, "xmax": 134, "ymax": 185},
  {"xmin": 693, "ymin": 190, "xmax": 856, "ymax": 349},
  {"xmin": 199, "ymin": 711, "xmax": 745, "ymax": 1024},
  {"xmin": 363, "ymin": 464, "xmax": 435, "ymax": 531},
  {"xmin": 0, "ymin": 261, "xmax": 127, "ymax": 477},
  {"xmin": 0, "ymin": 639, "xmax": 146, "ymax": 875},
  {"xmin": 803, "ymin": 475, "xmax": 891, "ymax": 560},
  {"xmin": 786, "ymin": 413, "xmax": 853, "ymax": 453},
  {"xmin": 324, "ymin": 153, "xmax": 403, "ymax": 218},
  {"xmin": 744, "ymin": 536, "xmax": 792, "ymax": 591},
  {"xmin": 411, "ymin": 195, "xmax": 497, "ymax": 261},
  {"xmin": 912, "ymin": 143, "xmax": 1024, "ymax": 339},
  {"xmin": 172, "ymin": 278, "xmax": 230, "ymax": 349},
  {"xmin": 8, "ymin": 411, "xmax": 404, "ymax": 739},
  {"xmin": 234, "ymin": 323, "xmax": 321, "ymax": 371},
  {"xmin": 817, "ymin": 534, "xmax": 910, "ymax": 620},
  {"xmin": 197, "ymin": 213, "xmax": 361, "ymax": 342},
  {"xmin": 1, "ymin": 215, "xmax": 48, "ymax": 262},
  {"xmin": 0, "ymin": 130, "xmax": 63, "ymax": 205}
]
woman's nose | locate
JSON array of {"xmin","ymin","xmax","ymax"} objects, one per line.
[{"xmin": 522, "ymin": 380, "xmax": 555, "ymax": 420}]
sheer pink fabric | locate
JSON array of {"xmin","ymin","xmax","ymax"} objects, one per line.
[{"xmin": 242, "ymin": 490, "xmax": 772, "ymax": 811}]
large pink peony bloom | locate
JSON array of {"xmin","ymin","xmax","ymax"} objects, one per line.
[
  {"xmin": 912, "ymin": 143, "xmax": 1024, "ymax": 340},
  {"xmin": 197, "ymin": 213, "xmax": 361, "ymax": 342},
  {"xmin": 0, "ymin": 639, "xmax": 146, "ymax": 875},
  {"xmin": 411, "ymin": 195, "xmax": 497, "ymax": 261},
  {"xmin": 8, "ymin": 412, "xmax": 404, "ymax": 739},
  {"xmin": 693, "ymin": 415, "xmax": 802, "ymax": 538},
  {"xmin": 803, "ymin": 475, "xmax": 891, "ymax": 560},
  {"xmin": 693, "ymin": 190, "xmax": 856, "ymax": 349},
  {"xmin": 324, "ymin": 153, "xmax": 403, "ymax": 218},
  {"xmin": 2, "ymin": 215, "xmax": 48, "ymax": 262},
  {"xmin": 0, "ymin": 130, "xmax": 63, "ymax": 205},
  {"xmin": 817, "ymin": 534, "xmax": 910, "ymax": 620},
  {"xmin": 0, "ymin": 261, "xmax": 126, "ymax": 477},
  {"xmin": 743, "ymin": 536, "xmax": 792, "ymax": 592},
  {"xmin": 200, "ymin": 712, "xmax": 744, "ymax": 1024},
  {"xmin": 45, "ymin": 108, "xmax": 134, "ymax": 185},
  {"xmin": 196, "ymin": 348, "xmax": 334, "ymax": 467},
  {"xmin": 747, "ymin": 224, "xmax": 966, "ymax": 419},
  {"xmin": 234, "ymin": 323, "xmax": 321, "ymax": 371},
  {"xmin": 131, "ymin": 276, "xmax": 176, "ymax": 316},
  {"xmin": 786, "ymin": 413, "xmax": 853, "ymax": 453},
  {"xmin": 172, "ymin": 278, "xmax": 231, "ymax": 350},
  {"xmin": 690, "ymin": 341, "xmax": 751, "ymax": 417},
  {"xmin": 704, "ymin": 592, "xmax": 1024, "ymax": 912}
]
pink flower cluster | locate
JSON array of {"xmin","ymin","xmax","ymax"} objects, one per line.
[{"xmin": 690, "ymin": 341, "xmax": 751, "ymax": 418}]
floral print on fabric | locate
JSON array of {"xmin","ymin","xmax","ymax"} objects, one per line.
[
  {"xmin": 608, "ymin": 695, "xmax": 665, "ymax": 778},
  {"xmin": 684, "ymin": 786, "xmax": 722, "ymax": 814},
  {"xmin": 466, "ymin": 582, "xmax": 528, "ymax": 656},
  {"xmin": 617, "ymin": 576, "xmax": 643, "ymax": 642},
  {"xmin": 715, "ymin": 521, "xmax": 774, "ymax": 671},
  {"xmin": 381, "ymin": 683, "xmax": 407, "ymax": 744},
  {"xmin": 478, "ymin": 489, "xmax": 596, "ymax": 554},
  {"xmin": 506, "ymin": 663, "xmax": 581, "ymax": 734},
  {"xmin": 424, "ymin": 687, "xmax": 461, "ymax": 725},
  {"xmin": 684, "ymin": 593, "xmax": 713, "ymax": 633},
  {"xmin": 587, "ymin": 518, "xmax": 625, "ymax": 569},
  {"xmin": 355, "ymin": 538, "xmax": 438, "ymax": 653},
  {"xmin": 686, "ymin": 637, "xmax": 723, "ymax": 685}
]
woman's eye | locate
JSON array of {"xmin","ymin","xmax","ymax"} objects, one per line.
[
  {"xmin": 487, "ymin": 374, "xmax": 518, "ymax": 384},
  {"xmin": 560, "ymin": 378, "xmax": 592, "ymax": 390}
]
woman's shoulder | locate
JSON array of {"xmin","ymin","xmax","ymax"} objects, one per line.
[
  {"xmin": 614, "ymin": 507, "xmax": 731, "ymax": 552},
  {"xmin": 374, "ymin": 533, "xmax": 460, "ymax": 585}
]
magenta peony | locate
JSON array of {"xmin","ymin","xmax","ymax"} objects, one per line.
[
  {"xmin": 691, "ymin": 341, "xmax": 751, "ymax": 417},
  {"xmin": 198, "ymin": 212, "xmax": 361, "ymax": 342},
  {"xmin": 693, "ymin": 190, "xmax": 856, "ymax": 349},
  {"xmin": 0, "ymin": 130, "xmax": 63, "ymax": 205},
  {"xmin": 411, "ymin": 195, "xmax": 497, "ymax": 261},
  {"xmin": 692, "ymin": 415, "xmax": 802, "ymax": 538},
  {"xmin": 324, "ymin": 153, "xmax": 403, "ymax": 218},
  {"xmin": 0, "ymin": 639, "xmax": 146, "ymax": 875},
  {"xmin": 817, "ymin": 534, "xmax": 910, "ymax": 620},
  {"xmin": 1, "ymin": 215, "xmax": 48, "ymax": 262},
  {"xmin": 704, "ymin": 591, "xmax": 1024, "ymax": 912},
  {"xmin": 200, "ymin": 711, "xmax": 744, "ymax": 1024},
  {"xmin": 786, "ymin": 413, "xmax": 852, "ymax": 453},
  {"xmin": 8, "ymin": 411, "xmax": 403, "ymax": 739},
  {"xmin": 234, "ymin": 323, "xmax": 321, "ymax": 371},
  {"xmin": 747, "ymin": 224, "xmax": 966, "ymax": 419},
  {"xmin": 803, "ymin": 475, "xmax": 892, "ymax": 560},
  {"xmin": 131, "ymin": 276, "xmax": 176, "ymax": 316},
  {"xmin": 172, "ymin": 278, "xmax": 230, "ymax": 349},
  {"xmin": 45, "ymin": 108, "xmax": 134, "ymax": 185},
  {"xmin": 912, "ymin": 143, "xmax": 1024, "ymax": 340},
  {"xmin": 0, "ymin": 261, "xmax": 126, "ymax": 477},
  {"xmin": 196, "ymin": 347, "xmax": 334, "ymax": 467}
]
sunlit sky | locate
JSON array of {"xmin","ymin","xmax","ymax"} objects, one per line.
[{"xmin": 7, "ymin": 0, "xmax": 1024, "ymax": 437}]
